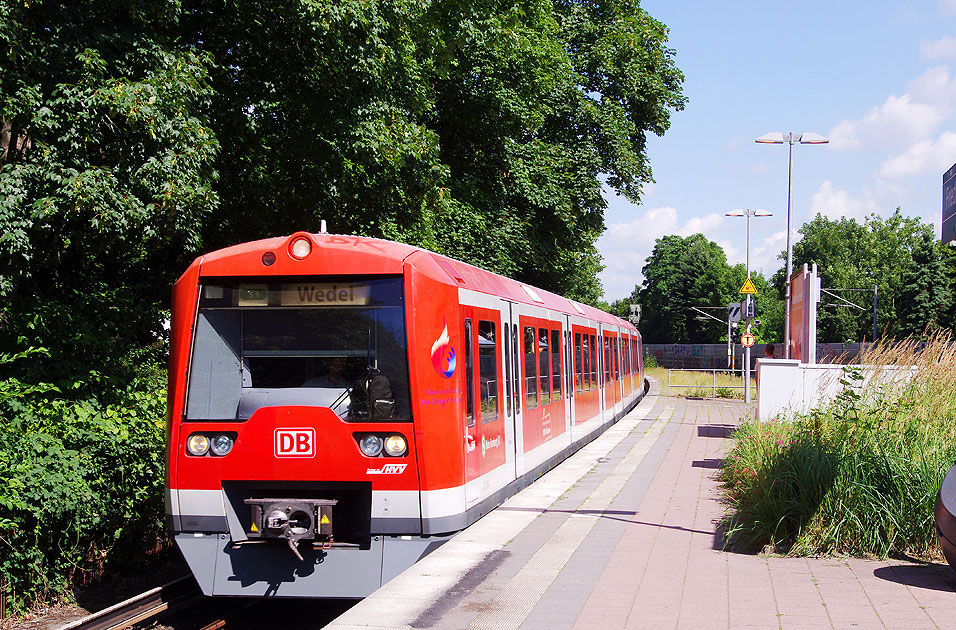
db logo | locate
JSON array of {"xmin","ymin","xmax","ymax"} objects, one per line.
[{"xmin": 274, "ymin": 428, "xmax": 315, "ymax": 458}]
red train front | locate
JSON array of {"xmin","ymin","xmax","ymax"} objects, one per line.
[{"xmin": 166, "ymin": 231, "xmax": 644, "ymax": 598}]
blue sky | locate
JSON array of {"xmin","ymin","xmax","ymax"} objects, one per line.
[{"xmin": 598, "ymin": 0, "xmax": 956, "ymax": 301}]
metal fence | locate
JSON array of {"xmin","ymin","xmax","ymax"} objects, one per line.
[
  {"xmin": 644, "ymin": 343, "xmax": 869, "ymax": 370},
  {"xmin": 666, "ymin": 368, "xmax": 755, "ymax": 399}
]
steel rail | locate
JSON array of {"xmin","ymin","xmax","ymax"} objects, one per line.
[{"xmin": 60, "ymin": 576, "xmax": 201, "ymax": 630}]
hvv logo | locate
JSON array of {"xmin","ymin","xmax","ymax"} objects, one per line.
[
  {"xmin": 430, "ymin": 321, "xmax": 456, "ymax": 378},
  {"xmin": 275, "ymin": 428, "xmax": 315, "ymax": 457}
]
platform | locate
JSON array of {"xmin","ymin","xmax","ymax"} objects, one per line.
[{"xmin": 327, "ymin": 380, "xmax": 956, "ymax": 629}]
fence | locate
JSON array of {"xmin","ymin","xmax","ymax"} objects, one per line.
[
  {"xmin": 666, "ymin": 368, "xmax": 755, "ymax": 399},
  {"xmin": 645, "ymin": 343, "xmax": 869, "ymax": 370}
]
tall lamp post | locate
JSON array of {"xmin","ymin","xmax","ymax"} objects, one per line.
[
  {"xmin": 725, "ymin": 208, "xmax": 772, "ymax": 403},
  {"xmin": 755, "ymin": 131, "xmax": 828, "ymax": 359}
]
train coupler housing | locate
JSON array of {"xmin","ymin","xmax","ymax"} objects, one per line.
[{"xmin": 244, "ymin": 498, "xmax": 337, "ymax": 560}]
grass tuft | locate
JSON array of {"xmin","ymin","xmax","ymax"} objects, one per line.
[{"xmin": 720, "ymin": 331, "xmax": 956, "ymax": 559}]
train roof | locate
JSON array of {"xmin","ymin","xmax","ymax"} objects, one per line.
[{"xmin": 188, "ymin": 232, "xmax": 637, "ymax": 332}]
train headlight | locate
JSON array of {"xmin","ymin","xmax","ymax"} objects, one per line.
[
  {"xmin": 187, "ymin": 434, "xmax": 209, "ymax": 456},
  {"xmin": 384, "ymin": 435, "xmax": 407, "ymax": 457},
  {"xmin": 359, "ymin": 434, "xmax": 384, "ymax": 457},
  {"xmin": 290, "ymin": 236, "xmax": 312, "ymax": 259},
  {"xmin": 210, "ymin": 433, "xmax": 234, "ymax": 456}
]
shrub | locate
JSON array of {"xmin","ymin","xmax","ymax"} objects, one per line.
[
  {"xmin": 0, "ymin": 350, "xmax": 167, "ymax": 615},
  {"xmin": 720, "ymin": 333, "xmax": 956, "ymax": 558}
]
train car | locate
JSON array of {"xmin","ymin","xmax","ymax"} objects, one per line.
[{"xmin": 165, "ymin": 230, "xmax": 645, "ymax": 598}]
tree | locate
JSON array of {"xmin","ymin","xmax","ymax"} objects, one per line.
[
  {"xmin": 186, "ymin": 0, "xmax": 686, "ymax": 304},
  {"xmin": 781, "ymin": 209, "xmax": 941, "ymax": 342},
  {"xmin": 897, "ymin": 230, "xmax": 952, "ymax": 336},
  {"xmin": 0, "ymin": 0, "xmax": 219, "ymax": 384},
  {"xmin": 639, "ymin": 234, "xmax": 735, "ymax": 343}
]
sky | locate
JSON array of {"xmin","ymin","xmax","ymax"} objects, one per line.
[{"xmin": 597, "ymin": 0, "xmax": 956, "ymax": 301}]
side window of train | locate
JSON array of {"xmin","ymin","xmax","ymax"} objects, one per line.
[
  {"xmin": 604, "ymin": 337, "xmax": 611, "ymax": 383},
  {"xmin": 589, "ymin": 334, "xmax": 597, "ymax": 389},
  {"xmin": 478, "ymin": 320, "xmax": 498, "ymax": 423},
  {"xmin": 551, "ymin": 328, "xmax": 562, "ymax": 402},
  {"xmin": 574, "ymin": 332, "xmax": 583, "ymax": 394},
  {"xmin": 464, "ymin": 319, "xmax": 475, "ymax": 428},
  {"xmin": 538, "ymin": 327, "xmax": 551, "ymax": 405},
  {"xmin": 524, "ymin": 326, "xmax": 538, "ymax": 409}
]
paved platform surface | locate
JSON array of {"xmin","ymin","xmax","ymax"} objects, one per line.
[{"xmin": 327, "ymin": 381, "xmax": 956, "ymax": 629}]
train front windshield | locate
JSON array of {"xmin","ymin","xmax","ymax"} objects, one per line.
[{"xmin": 184, "ymin": 277, "xmax": 411, "ymax": 422}]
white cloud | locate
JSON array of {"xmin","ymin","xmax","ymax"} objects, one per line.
[
  {"xmin": 878, "ymin": 131, "xmax": 956, "ymax": 179},
  {"xmin": 921, "ymin": 36, "xmax": 956, "ymax": 60},
  {"xmin": 829, "ymin": 94, "xmax": 943, "ymax": 150},
  {"xmin": 597, "ymin": 206, "xmax": 726, "ymax": 300},
  {"xmin": 749, "ymin": 162, "xmax": 771, "ymax": 175},
  {"xmin": 943, "ymin": 0, "xmax": 956, "ymax": 16},
  {"xmin": 810, "ymin": 180, "xmax": 868, "ymax": 220},
  {"xmin": 829, "ymin": 66, "xmax": 956, "ymax": 151},
  {"xmin": 677, "ymin": 212, "xmax": 724, "ymax": 237}
]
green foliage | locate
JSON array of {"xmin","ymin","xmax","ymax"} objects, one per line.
[
  {"xmin": 637, "ymin": 234, "xmax": 771, "ymax": 343},
  {"xmin": 1, "ymin": 0, "xmax": 219, "ymax": 386},
  {"xmin": 0, "ymin": 355, "xmax": 167, "ymax": 614},
  {"xmin": 777, "ymin": 209, "xmax": 951, "ymax": 342},
  {"xmin": 721, "ymin": 341, "xmax": 956, "ymax": 558}
]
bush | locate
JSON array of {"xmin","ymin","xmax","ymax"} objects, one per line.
[
  {"xmin": 0, "ymin": 350, "xmax": 167, "ymax": 615},
  {"xmin": 720, "ymin": 334, "xmax": 956, "ymax": 558},
  {"xmin": 643, "ymin": 352, "xmax": 659, "ymax": 369}
]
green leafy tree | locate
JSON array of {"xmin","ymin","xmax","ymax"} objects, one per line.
[
  {"xmin": 187, "ymin": 0, "xmax": 685, "ymax": 304},
  {"xmin": 780, "ymin": 209, "xmax": 939, "ymax": 342},
  {"xmin": 897, "ymin": 230, "xmax": 952, "ymax": 336},
  {"xmin": 0, "ymin": 0, "xmax": 219, "ymax": 384},
  {"xmin": 639, "ymin": 234, "xmax": 734, "ymax": 343}
]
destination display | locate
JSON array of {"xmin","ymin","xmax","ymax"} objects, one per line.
[{"xmin": 280, "ymin": 283, "xmax": 370, "ymax": 306}]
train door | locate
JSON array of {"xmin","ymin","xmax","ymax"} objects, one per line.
[
  {"xmin": 564, "ymin": 315, "xmax": 574, "ymax": 430},
  {"xmin": 461, "ymin": 305, "xmax": 508, "ymax": 507},
  {"xmin": 501, "ymin": 300, "xmax": 520, "ymax": 481}
]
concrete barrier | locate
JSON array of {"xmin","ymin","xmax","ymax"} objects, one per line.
[{"xmin": 756, "ymin": 358, "xmax": 917, "ymax": 421}]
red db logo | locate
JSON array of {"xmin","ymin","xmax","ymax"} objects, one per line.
[{"xmin": 275, "ymin": 429, "xmax": 315, "ymax": 458}]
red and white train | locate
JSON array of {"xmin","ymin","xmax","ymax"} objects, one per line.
[{"xmin": 165, "ymin": 231, "xmax": 645, "ymax": 598}]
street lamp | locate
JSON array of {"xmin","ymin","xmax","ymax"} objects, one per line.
[
  {"xmin": 725, "ymin": 208, "xmax": 772, "ymax": 403},
  {"xmin": 755, "ymin": 131, "xmax": 828, "ymax": 359}
]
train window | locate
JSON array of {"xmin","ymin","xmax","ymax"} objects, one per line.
[
  {"xmin": 589, "ymin": 334, "xmax": 597, "ymax": 389},
  {"xmin": 538, "ymin": 328, "xmax": 550, "ymax": 405},
  {"xmin": 604, "ymin": 337, "xmax": 611, "ymax": 383},
  {"xmin": 504, "ymin": 324, "xmax": 512, "ymax": 417},
  {"xmin": 623, "ymin": 338, "xmax": 630, "ymax": 375},
  {"xmin": 613, "ymin": 337, "xmax": 619, "ymax": 381},
  {"xmin": 574, "ymin": 333, "xmax": 583, "ymax": 393},
  {"xmin": 478, "ymin": 320, "xmax": 498, "ymax": 423},
  {"xmin": 524, "ymin": 327, "xmax": 538, "ymax": 409},
  {"xmin": 464, "ymin": 319, "xmax": 475, "ymax": 428},
  {"xmin": 551, "ymin": 329, "xmax": 562, "ymax": 402},
  {"xmin": 186, "ymin": 277, "xmax": 411, "ymax": 422}
]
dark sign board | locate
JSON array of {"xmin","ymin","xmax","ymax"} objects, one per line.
[{"xmin": 944, "ymin": 162, "xmax": 956, "ymax": 243}]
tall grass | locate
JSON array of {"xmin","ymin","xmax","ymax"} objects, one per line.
[{"xmin": 720, "ymin": 332, "xmax": 956, "ymax": 558}]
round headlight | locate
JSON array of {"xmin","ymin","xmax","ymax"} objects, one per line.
[
  {"xmin": 187, "ymin": 434, "xmax": 209, "ymax": 456},
  {"xmin": 210, "ymin": 434, "xmax": 234, "ymax": 456},
  {"xmin": 261, "ymin": 251, "xmax": 276, "ymax": 266},
  {"xmin": 384, "ymin": 435, "xmax": 407, "ymax": 457},
  {"xmin": 290, "ymin": 237, "xmax": 312, "ymax": 259},
  {"xmin": 359, "ymin": 434, "xmax": 384, "ymax": 457}
]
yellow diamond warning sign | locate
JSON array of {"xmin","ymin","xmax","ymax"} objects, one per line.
[
  {"xmin": 739, "ymin": 278, "xmax": 758, "ymax": 295},
  {"xmin": 320, "ymin": 514, "xmax": 331, "ymax": 525}
]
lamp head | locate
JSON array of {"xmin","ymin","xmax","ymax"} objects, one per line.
[{"xmin": 755, "ymin": 132, "xmax": 785, "ymax": 144}]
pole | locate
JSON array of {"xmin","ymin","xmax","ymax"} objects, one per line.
[
  {"xmin": 784, "ymin": 134, "xmax": 795, "ymax": 359},
  {"xmin": 873, "ymin": 285, "xmax": 878, "ymax": 342},
  {"xmin": 744, "ymin": 294, "xmax": 751, "ymax": 403}
]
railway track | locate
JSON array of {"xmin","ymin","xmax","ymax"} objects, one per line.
[{"xmin": 60, "ymin": 576, "xmax": 202, "ymax": 630}]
